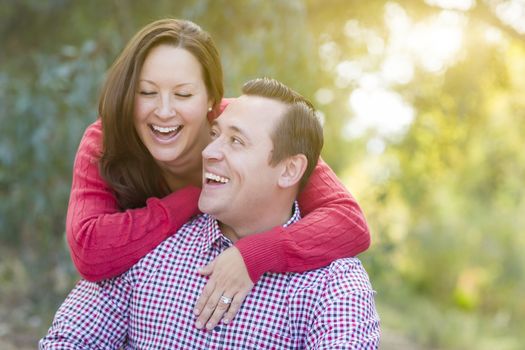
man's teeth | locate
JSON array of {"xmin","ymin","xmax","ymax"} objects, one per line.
[
  {"xmin": 205, "ymin": 172, "xmax": 230, "ymax": 184},
  {"xmin": 152, "ymin": 125, "xmax": 180, "ymax": 133}
]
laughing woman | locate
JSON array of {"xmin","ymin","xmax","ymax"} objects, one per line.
[{"xmin": 66, "ymin": 18, "xmax": 370, "ymax": 329}]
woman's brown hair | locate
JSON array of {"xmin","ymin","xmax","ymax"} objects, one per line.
[{"xmin": 98, "ymin": 18, "xmax": 223, "ymax": 209}]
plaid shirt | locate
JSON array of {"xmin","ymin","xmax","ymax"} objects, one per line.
[{"xmin": 40, "ymin": 204, "xmax": 380, "ymax": 349}]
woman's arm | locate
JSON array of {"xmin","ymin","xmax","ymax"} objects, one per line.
[
  {"xmin": 235, "ymin": 157, "xmax": 370, "ymax": 281},
  {"xmin": 66, "ymin": 120, "xmax": 200, "ymax": 281}
]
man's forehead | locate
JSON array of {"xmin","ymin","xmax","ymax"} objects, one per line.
[{"xmin": 219, "ymin": 95, "xmax": 287, "ymax": 125}]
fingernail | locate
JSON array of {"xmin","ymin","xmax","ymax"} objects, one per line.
[
  {"xmin": 194, "ymin": 308, "xmax": 200, "ymax": 315},
  {"xmin": 206, "ymin": 323, "xmax": 213, "ymax": 330},
  {"xmin": 223, "ymin": 318, "xmax": 230, "ymax": 324},
  {"xmin": 196, "ymin": 321, "xmax": 203, "ymax": 329}
]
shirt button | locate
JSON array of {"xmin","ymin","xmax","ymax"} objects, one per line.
[{"xmin": 214, "ymin": 326, "xmax": 221, "ymax": 332}]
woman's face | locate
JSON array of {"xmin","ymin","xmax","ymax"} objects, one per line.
[{"xmin": 134, "ymin": 44, "xmax": 211, "ymax": 169}]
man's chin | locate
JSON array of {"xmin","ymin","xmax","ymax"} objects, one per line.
[
  {"xmin": 197, "ymin": 200, "xmax": 207, "ymax": 214},
  {"xmin": 197, "ymin": 199, "xmax": 216, "ymax": 216}
]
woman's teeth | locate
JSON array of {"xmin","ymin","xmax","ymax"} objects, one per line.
[{"xmin": 151, "ymin": 124, "xmax": 181, "ymax": 133}]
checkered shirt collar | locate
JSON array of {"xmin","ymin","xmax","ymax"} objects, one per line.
[{"xmin": 199, "ymin": 201, "xmax": 301, "ymax": 253}]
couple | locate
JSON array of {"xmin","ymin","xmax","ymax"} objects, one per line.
[{"xmin": 40, "ymin": 18, "xmax": 379, "ymax": 349}]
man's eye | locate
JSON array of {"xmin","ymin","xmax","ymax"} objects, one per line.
[
  {"xmin": 231, "ymin": 137, "xmax": 243, "ymax": 145},
  {"xmin": 210, "ymin": 129, "xmax": 219, "ymax": 138}
]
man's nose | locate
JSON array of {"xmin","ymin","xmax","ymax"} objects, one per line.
[{"xmin": 202, "ymin": 138, "xmax": 224, "ymax": 161}]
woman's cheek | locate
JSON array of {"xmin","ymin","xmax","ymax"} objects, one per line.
[{"xmin": 134, "ymin": 100, "xmax": 155, "ymax": 119}]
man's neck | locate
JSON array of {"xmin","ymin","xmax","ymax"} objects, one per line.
[
  {"xmin": 217, "ymin": 203, "xmax": 298, "ymax": 243},
  {"xmin": 218, "ymin": 223, "xmax": 240, "ymax": 243}
]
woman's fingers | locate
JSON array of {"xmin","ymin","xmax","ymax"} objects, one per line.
[
  {"xmin": 204, "ymin": 294, "xmax": 234, "ymax": 330},
  {"xmin": 194, "ymin": 278, "xmax": 215, "ymax": 316},
  {"xmin": 199, "ymin": 259, "xmax": 215, "ymax": 276},
  {"xmin": 194, "ymin": 247, "xmax": 255, "ymax": 329},
  {"xmin": 222, "ymin": 289, "xmax": 249, "ymax": 325},
  {"xmin": 195, "ymin": 284, "xmax": 223, "ymax": 329}
]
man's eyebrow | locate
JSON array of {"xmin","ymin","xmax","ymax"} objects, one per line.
[
  {"xmin": 228, "ymin": 125, "xmax": 248, "ymax": 136},
  {"xmin": 228, "ymin": 125, "xmax": 250, "ymax": 140},
  {"xmin": 211, "ymin": 120, "xmax": 250, "ymax": 140}
]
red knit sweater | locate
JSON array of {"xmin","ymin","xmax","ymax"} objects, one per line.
[{"xmin": 66, "ymin": 109, "xmax": 370, "ymax": 282}]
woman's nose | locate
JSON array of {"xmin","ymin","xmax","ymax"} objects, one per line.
[{"xmin": 155, "ymin": 94, "xmax": 176, "ymax": 119}]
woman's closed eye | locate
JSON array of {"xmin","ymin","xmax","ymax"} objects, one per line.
[{"xmin": 139, "ymin": 91, "xmax": 156, "ymax": 96}]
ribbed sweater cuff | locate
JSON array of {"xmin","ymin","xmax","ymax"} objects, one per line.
[
  {"xmin": 234, "ymin": 228, "xmax": 286, "ymax": 283},
  {"xmin": 163, "ymin": 186, "xmax": 202, "ymax": 228}
]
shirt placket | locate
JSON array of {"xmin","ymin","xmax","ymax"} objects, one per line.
[{"xmin": 204, "ymin": 323, "xmax": 228, "ymax": 349}]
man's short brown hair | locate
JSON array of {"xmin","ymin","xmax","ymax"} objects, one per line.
[{"xmin": 242, "ymin": 78, "xmax": 323, "ymax": 189}]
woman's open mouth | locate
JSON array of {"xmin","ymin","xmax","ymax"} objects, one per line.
[{"xmin": 149, "ymin": 124, "xmax": 183, "ymax": 141}]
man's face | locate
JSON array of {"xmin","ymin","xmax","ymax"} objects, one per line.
[{"xmin": 198, "ymin": 95, "xmax": 287, "ymax": 230}]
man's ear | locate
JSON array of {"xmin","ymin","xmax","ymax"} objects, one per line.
[{"xmin": 277, "ymin": 154, "xmax": 308, "ymax": 189}]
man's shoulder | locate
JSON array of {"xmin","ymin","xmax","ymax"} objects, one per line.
[
  {"xmin": 289, "ymin": 258, "xmax": 373, "ymax": 296},
  {"xmin": 291, "ymin": 257, "xmax": 367, "ymax": 278}
]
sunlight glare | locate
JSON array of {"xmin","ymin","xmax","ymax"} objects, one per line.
[
  {"xmin": 315, "ymin": 88, "xmax": 335, "ymax": 105},
  {"xmin": 336, "ymin": 2, "xmax": 467, "ymax": 139},
  {"xmin": 425, "ymin": 0, "xmax": 474, "ymax": 11},
  {"xmin": 484, "ymin": 26, "xmax": 503, "ymax": 44},
  {"xmin": 367, "ymin": 137, "xmax": 386, "ymax": 155},
  {"xmin": 345, "ymin": 85, "xmax": 414, "ymax": 139},
  {"xmin": 381, "ymin": 53, "xmax": 414, "ymax": 84},
  {"xmin": 367, "ymin": 35, "xmax": 385, "ymax": 55},
  {"xmin": 384, "ymin": 3, "xmax": 465, "ymax": 74},
  {"xmin": 406, "ymin": 11, "xmax": 464, "ymax": 73},
  {"xmin": 336, "ymin": 60, "xmax": 362, "ymax": 87},
  {"xmin": 344, "ymin": 20, "xmax": 361, "ymax": 39},
  {"xmin": 384, "ymin": 2, "xmax": 411, "ymax": 36},
  {"xmin": 495, "ymin": 0, "xmax": 525, "ymax": 34},
  {"xmin": 319, "ymin": 40, "xmax": 340, "ymax": 70}
]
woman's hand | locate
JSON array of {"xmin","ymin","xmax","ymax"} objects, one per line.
[{"xmin": 194, "ymin": 246, "xmax": 254, "ymax": 330}]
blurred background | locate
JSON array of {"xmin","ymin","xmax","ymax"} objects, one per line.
[{"xmin": 1, "ymin": 0, "xmax": 524, "ymax": 348}]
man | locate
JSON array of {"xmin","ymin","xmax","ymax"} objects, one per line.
[{"xmin": 40, "ymin": 78, "xmax": 380, "ymax": 349}]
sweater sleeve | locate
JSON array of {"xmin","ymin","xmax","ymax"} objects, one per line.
[
  {"xmin": 234, "ymin": 158, "xmax": 370, "ymax": 282},
  {"xmin": 66, "ymin": 120, "xmax": 201, "ymax": 282}
]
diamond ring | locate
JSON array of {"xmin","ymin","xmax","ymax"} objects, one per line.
[{"xmin": 220, "ymin": 295, "xmax": 233, "ymax": 305}]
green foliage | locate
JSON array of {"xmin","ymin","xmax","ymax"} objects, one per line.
[{"xmin": 353, "ymin": 3, "xmax": 525, "ymax": 348}]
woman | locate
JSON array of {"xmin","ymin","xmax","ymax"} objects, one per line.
[{"xmin": 66, "ymin": 18, "xmax": 370, "ymax": 329}]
